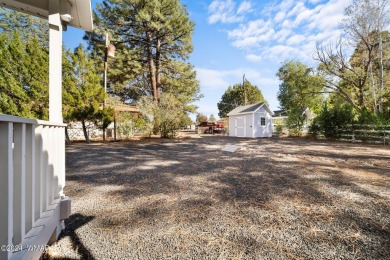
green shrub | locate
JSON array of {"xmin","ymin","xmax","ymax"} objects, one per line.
[
  {"xmin": 310, "ymin": 104, "xmax": 354, "ymax": 138},
  {"xmin": 275, "ymin": 124, "xmax": 283, "ymax": 136},
  {"xmin": 138, "ymin": 94, "xmax": 185, "ymax": 138},
  {"xmin": 286, "ymin": 108, "xmax": 305, "ymax": 137}
]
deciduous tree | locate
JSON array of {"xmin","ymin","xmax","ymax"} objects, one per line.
[
  {"xmin": 196, "ymin": 113, "xmax": 208, "ymax": 124},
  {"xmin": 276, "ymin": 60, "xmax": 325, "ymax": 114},
  {"xmin": 217, "ymin": 80, "xmax": 267, "ymax": 118},
  {"xmin": 315, "ymin": 0, "xmax": 389, "ymax": 115}
]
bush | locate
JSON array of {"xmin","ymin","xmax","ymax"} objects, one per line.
[
  {"xmin": 117, "ymin": 114, "xmax": 148, "ymax": 139},
  {"xmin": 138, "ymin": 94, "xmax": 185, "ymax": 138},
  {"xmin": 310, "ymin": 104, "xmax": 354, "ymax": 138},
  {"xmin": 95, "ymin": 107, "xmax": 114, "ymax": 130},
  {"xmin": 275, "ymin": 124, "xmax": 283, "ymax": 136},
  {"xmin": 356, "ymin": 108, "xmax": 379, "ymax": 125},
  {"xmin": 286, "ymin": 108, "xmax": 306, "ymax": 137}
]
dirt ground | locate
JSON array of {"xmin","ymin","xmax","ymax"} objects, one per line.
[{"xmin": 42, "ymin": 132, "xmax": 390, "ymax": 259}]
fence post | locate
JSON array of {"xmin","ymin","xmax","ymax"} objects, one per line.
[{"xmin": 383, "ymin": 125, "xmax": 386, "ymax": 146}]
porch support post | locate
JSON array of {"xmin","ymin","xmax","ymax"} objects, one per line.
[{"xmin": 49, "ymin": 0, "xmax": 63, "ymax": 123}]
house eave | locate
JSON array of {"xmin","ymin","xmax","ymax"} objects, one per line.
[
  {"xmin": 0, "ymin": 0, "xmax": 93, "ymax": 31},
  {"xmin": 227, "ymin": 103, "xmax": 274, "ymax": 117}
]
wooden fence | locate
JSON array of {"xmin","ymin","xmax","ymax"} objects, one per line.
[{"xmin": 337, "ymin": 124, "xmax": 390, "ymax": 144}]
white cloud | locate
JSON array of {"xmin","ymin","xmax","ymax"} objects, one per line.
[
  {"xmin": 196, "ymin": 68, "xmax": 229, "ymax": 89},
  {"xmin": 228, "ymin": 19, "xmax": 275, "ymax": 47},
  {"xmin": 274, "ymin": 11, "xmax": 285, "ymax": 22},
  {"xmin": 208, "ymin": 0, "xmax": 239, "ymax": 24},
  {"xmin": 237, "ymin": 1, "xmax": 252, "ymax": 14},
  {"xmin": 263, "ymin": 45, "xmax": 307, "ymax": 62},
  {"xmin": 207, "ymin": 0, "xmax": 253, "ymax": 24},
  {"xmin": 245, "ymin": 54, "xmax": 262, "ymax": 62},
  {"xmin": 196, "ymin": 67, "xmax": 271, "ymax": 90},
  {"xmin": 286, "ymin": 34, "xmax": 305, "ymax": 45},
  {"xmin": 286, "ymin": 2, "xmax": 306, "ymax": 19},
  {"xmin": 273, "ymin": 29, "xmax": 292, "ymax": 43},
  {"xmin": 223, "ymin": 0, "xmax": 353, "ymax": 63},
  {"xmin": 306, "ymin": 0, "xmax": 351, "ymax": 31}
]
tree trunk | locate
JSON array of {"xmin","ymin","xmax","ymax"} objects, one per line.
[
  {"xmin": 146, "ymin": 30, "xmax": 157, "ymax": 101},
  {"xmin": 358, "ymin": 86, "xmax": 365, "ymax": 108},
  {"xmin": 81, "ymin": 119, "xmax": 90, "ymax": 144},
  {"xmin": 65, "ymin": 126, "xmax": 71, "ymax": 143},
  {"xmin": 156, "ymin": 37, "xmax": 161, "ymax": 102},
  {"xmin": 369, "ymin": 61, "xmax": 377, "ymax": 113},
  {"xmin": 378, "ymin": 32, "xmax": 384, "ymax": 114}
]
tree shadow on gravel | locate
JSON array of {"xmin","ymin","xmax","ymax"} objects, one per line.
[
  {"xmin": 61, "ymin": 136, "xmax": 390, "ymax": 259},
  {"xmin": 41, "ymin": 213, "xmax": 95, "ymax": 260}
]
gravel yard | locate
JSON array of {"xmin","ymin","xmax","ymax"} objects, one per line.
[{"xmin": 42, "ymin": 134, "xmax": 390, "ymax": 259}]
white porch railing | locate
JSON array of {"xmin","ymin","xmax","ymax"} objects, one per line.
[{"xmin": 0, "ymin": 114, "xmax": 70, "ymax": 260}]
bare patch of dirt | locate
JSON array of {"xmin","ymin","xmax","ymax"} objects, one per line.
[{"xmin": 42, "ymin": 133, "xmax": 390, "ymax": 259}]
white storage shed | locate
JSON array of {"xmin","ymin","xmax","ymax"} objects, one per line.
[{"xmin": 227, "ymin": 102, "xmax": 274, "ymax": 138}]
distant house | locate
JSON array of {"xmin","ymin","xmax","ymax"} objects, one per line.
[
  {"xmin": 302, "ymin": 108, "xmax": 315, "ymax": 121},
  {"xmin": 272, "ymin": 110, "xmax": 288, "ymax": 127},
  {"xmin": 227, "ymin": 102, "xmax": 274, "ymax": 138},
  {"xmin": 271, "ymin": 108, "xmax": 315, "ymax": 134}
]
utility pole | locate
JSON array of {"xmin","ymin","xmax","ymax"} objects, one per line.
[
  {"xmin": 103, "ymin": 32, "xmax": 109, "ymax": 108},
  {"xmin": 243, "ymin": 74, "xmax": 247, "ymax": 105},
  {"xmin": 102, "ymin": 32, "xmax": 109, "ymax": 141},
  {"xmin": 102, "ymin": 32, "xmax": 115, "ymax": 141}
]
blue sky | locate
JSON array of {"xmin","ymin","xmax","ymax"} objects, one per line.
[{"xmin": 63, "ymin": 0, "xmax": 352, "ymax": 119}]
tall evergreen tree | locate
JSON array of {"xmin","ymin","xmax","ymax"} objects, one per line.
[
  {"xmin": 0, "ymin": 32, "xmax": 48, "ymax": 119},
  {"xmin": 0, "ymin": 7, "xmax": 48, "ymax": 46},
  {"xmin": 63, "ymin": 45, "xmax": 106, "ymax": 143},
  {"xmin": 84, "ymin": 0, "xmax": 198, "ymax": 105}
]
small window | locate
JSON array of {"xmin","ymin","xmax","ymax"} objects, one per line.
[{"xmin": 260, "ymin": 117, "xmax": 266, "ymax": 126}]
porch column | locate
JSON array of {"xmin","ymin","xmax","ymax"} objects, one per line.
[{"xmin": 49, "ymin": 0, "xmax": 63, "ymax": 123}]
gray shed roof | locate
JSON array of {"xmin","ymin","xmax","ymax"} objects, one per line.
[{"xmin": 227, "ymin": 102, "xmax": 274, "ymax": 116}]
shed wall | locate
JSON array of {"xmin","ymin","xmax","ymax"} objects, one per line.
[
  {"xmin": 228, "ymin": 114, "xmax": 252, "ymax": 137},
  {"xmin": 253, "ymin": 108, "xmax": 273, "ymax": 137}
]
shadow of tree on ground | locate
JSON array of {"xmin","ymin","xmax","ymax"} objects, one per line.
[{"xmin": 44, "ymin": 136, "xmax": 389, "ymax": 259}]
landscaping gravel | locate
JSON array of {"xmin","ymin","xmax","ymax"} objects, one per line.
[{"xmin": 42, "ymin": 133, "xmax": 390, "ymax": 259}]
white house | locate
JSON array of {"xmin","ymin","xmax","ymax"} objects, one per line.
[
  {"xmin": 0, "ymin": 1, "xmax": 93, "ymax": 259},
  {"xmin": 271, "ymin": 108, "xmax": 315, "ymax": 135},
  {"xmin": 227, "ymin": 102, "xmax": 274, "ymax": 138}
]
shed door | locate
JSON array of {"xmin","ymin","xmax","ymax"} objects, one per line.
[{"xmin": 235, "ymin": 117, "xmax": 246, "ymax": 137}]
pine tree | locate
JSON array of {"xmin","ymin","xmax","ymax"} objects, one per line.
[
  {"xmin": 84, "ymin": 0, "xmax": 198, "ymax": 105},
  {"xmin": 62, "ymin": 45, "xmax": 106, "ymax": 143},
  {"xmin": 0, "ymin": 32, "xmax": 49, "ymax": 119},
  {"xmin": 0, "ymin": 7, "xmax": 48, "ymax": 46}
]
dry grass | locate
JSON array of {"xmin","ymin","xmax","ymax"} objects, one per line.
[{"xmin": 42, "ymin": 133, "xmax": 390, "ymax": 259}]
